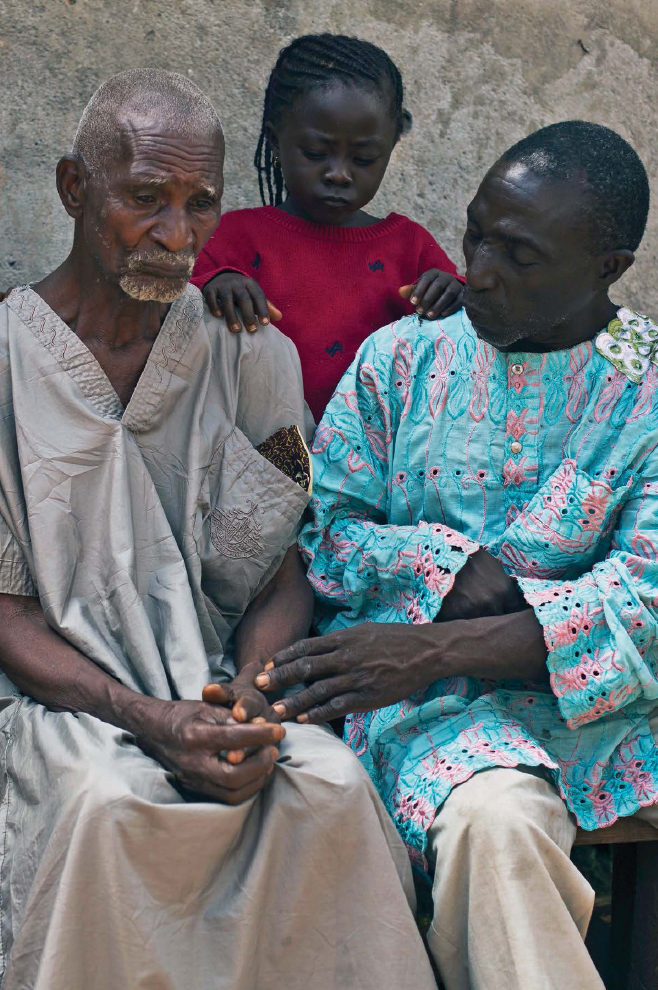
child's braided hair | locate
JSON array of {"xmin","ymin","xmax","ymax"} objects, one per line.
[{"xmin": 254, "ymin": 33, "xmax": 407, "ymax": 207}]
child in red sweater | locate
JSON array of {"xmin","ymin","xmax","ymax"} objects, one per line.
[{"xmin": 192, "ymin": 34, "xmax": 464, "ymax": 420}]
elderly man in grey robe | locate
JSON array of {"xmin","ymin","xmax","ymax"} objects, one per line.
[{"xmin": 0, "ymin": 70, "xmax": 437, "ymax": 990}]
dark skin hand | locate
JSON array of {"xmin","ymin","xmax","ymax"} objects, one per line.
[
  {"xmin": 203, "ymin": 80, "xmax": 463, "ymax": 331},
  {"xmin": 254, "ymin": 161, "xmax": 637, "ymax": 723},
  {"xmin": 0, "ymin": 552, "xmax": 311, "ymax": 802},
  {"xmin": 255, "ymin": 549, "xmax": 543, "ymax": 723},
  {"xmin": 203, "ymin": 272, "xmax": 282, "ymax": 333},
  {"xmin": 0, "ymin": 593, "xmax": 284, "ymax": 804},
  {"xmin": 399, "ymin": 272, "xmax": 463, "ymax": 320},
  {"xmin": 0, "ymin": 549, "xmax": 311, "ymax": 801},
  {"xmin": 255, "ymin": 608, "xmax": 547, "ymax": 725},
  {"xmin": 203, "ymin": 545, "xmax": 314, "ymax": 762}
]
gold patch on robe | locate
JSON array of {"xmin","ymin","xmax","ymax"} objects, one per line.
[{"xmin": 256, "ymin": 424, "xmax": 313, "ymax": 494}]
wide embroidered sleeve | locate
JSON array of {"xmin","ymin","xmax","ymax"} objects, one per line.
[
  {"xmin": 516, "ymin": 465, "xmax": 658, "ymax": 729},
  {"xmin": 299, "ymin": 323, "xmax": 479, "ymax": 628}
]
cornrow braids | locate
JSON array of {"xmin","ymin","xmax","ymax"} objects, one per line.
[{"xmin": 254, "ymin": 33, "xmax": 405, "ymax": 206}]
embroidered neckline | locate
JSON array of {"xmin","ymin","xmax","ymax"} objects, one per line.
[
  {"xmin": 595, "ymin": 308, "xmax": 658, "ymax": 383},
  {"xmin": 6, "ymin": 284, "xmax": 202, "ymax": 430}
]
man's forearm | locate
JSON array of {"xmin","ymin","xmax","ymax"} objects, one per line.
[
  {"xmin": 0, "ymin": 593, "xmax": 162, "ymax": 732},
  {"xmin": 233, "ymin": 546, "xmax": 313, "ymax": 675},
  {"xmin": 434, "ymin": 608, "xmax": 549, "ymax": 682}
]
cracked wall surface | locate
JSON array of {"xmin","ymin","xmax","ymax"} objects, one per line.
[{"xmin": 1, "ymin": 0, "xmax": 656, "ymax": 312}]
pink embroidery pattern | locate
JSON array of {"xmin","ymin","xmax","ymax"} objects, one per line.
[{"xmin": 300, "ymin": 309, "xmax": 658, "ymax": 859}]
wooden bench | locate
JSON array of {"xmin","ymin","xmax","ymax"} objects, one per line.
[{"xmin": 574, "ymin": 820, "xmax": 658, "ymax": 990}]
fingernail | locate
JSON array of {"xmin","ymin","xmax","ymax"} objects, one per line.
[
  {"xmin": 297, "ymin": 714, "xmax": 309, "ymax": 723},
  {"xmin": 255, "ymin": 674, "xmax": 269, "ymax": 687},
  {"xmin": 272, "ymin": 703, "xmax": 285, "ymax": 717},
  {"xmin": 427, "ymin": 311, "xmax": 435, "ymax": 318},
  {"xmin": 260, "ymin": 317, "xmax": 269, "ymax": 325},
  {"xmin": 263, "ymin": 661, "xmax": 274, "ymax": 671},
  {"xmin": 231, "ymin": 324, "xmax": 241, "ymax": 331},
  {"xmin": 416, "ymin": 307, "xmax": 424, "ymax": 315},
  {"xmin": 410, "ymin": 296, "xmax": 418, "ymax": 304},
  {"xmin": 252, "ymin": 715, "xmax": 266, "ymax": 724}
]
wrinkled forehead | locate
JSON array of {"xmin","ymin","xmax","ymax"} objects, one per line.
[
  {"xmin": 113, "ymin": 109, "xmax": 224, "ymax": 186},
  {"xmin": 471, "ymin": 161, "xmax": 590, "ymax": 241}
]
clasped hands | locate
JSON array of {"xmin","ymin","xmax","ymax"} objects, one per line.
[
  {"xmin": 251, "ymin": 549, "xmax": 530, "ymax": 725},
  {"xmin": 138, "ymin": 661, "xmax": 284, "ymax": 806}
]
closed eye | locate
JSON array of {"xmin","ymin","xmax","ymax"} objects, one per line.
[
  {"xmin": 301, "ymin": 149, "xmax": 326, "ymax": 161},
  {"xmin": 509, "ymin": 248, "xmax": 538, "ymax": 268},
  {"xmin": 354, "ymin": 156, "xmax": 379, "ymax": 167}
]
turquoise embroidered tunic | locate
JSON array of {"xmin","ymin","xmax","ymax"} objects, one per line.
[{"xmin": 299, "ymin": 308, "xmax": 658, "ymax": 866}]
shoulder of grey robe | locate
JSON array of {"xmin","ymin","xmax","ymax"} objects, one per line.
[
  {"xmin": 198, "ymin": 296, "xmax": 312, "ymax": 447},
  {"xmin": 0, "ymin": 286, "xmax": 311, "ymax": 699}
]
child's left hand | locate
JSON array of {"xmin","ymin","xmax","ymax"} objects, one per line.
[{"xmin": 399, "ymin": 269, "xmax": 464, "ymax": 319}]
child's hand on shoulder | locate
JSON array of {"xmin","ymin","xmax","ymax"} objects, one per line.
[
  {"xmin": 399, "ymin": 269, "xmax": 464, "ymax": 320},
  {"xmin": 203, "ymin": 272, "xmax": 282, "ymax": 333}
]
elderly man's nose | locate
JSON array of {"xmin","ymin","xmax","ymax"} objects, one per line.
[
  {"xmin": 466, "ymin": 243, "xmax": 497, "ymax": 291},
  {"xmin": 153, "ymin": 207, "xmax": 194, "ymax": 252}
]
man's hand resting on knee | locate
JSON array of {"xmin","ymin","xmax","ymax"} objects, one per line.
[
  {"xmin": 135, "ymin": 694, "xmax": 284, "ymax": 805},
  {"xmin": 254, "ymin": 548, "xmax": 547, "ymax": 724},
  {"xmin": 0, "ymin": 594, "xmax": 285, "ymax": 807}
]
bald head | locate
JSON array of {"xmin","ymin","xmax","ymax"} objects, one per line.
[{"xmin": 71, "ymin": 68, "xmax": 223, "ymax": 177}]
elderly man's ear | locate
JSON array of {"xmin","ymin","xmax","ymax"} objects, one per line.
[
  {"xmin": 598, "ymin": 248, "xmax": 635, "ymax": 287},
  {"xmin": 56, "ymin": 156, "xmax": 87, "ymax": 220}
]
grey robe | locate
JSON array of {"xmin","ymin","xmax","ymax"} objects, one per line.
[{"xmin": 0, "ymin": 286, "xmax": 436, "ymax": 990}]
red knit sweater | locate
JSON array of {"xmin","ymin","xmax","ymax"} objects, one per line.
[{"xmin": 192, "ymin": 206, "xmax": 462, "ymax": 420}]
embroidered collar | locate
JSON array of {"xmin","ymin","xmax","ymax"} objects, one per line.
[{"xmin": 595, "ymin": 307, "xmax": 658, "ymax": 383}]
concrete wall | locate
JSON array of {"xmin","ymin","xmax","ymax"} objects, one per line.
[{"xmin": 1, "ymin": 0, "xmax": 657, "ymax": 312}]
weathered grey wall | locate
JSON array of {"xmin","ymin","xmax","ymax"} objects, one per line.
[{"xmin": 1, "ymin": 0, "xmax": 657, "ymax": 312}]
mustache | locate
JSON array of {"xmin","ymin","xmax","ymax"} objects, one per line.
[
  {"xmin": 463, "ymin": 289, "xmax": 497, "ymax": 318},
  {"xmin": 126, "ymin": 250, "xmax": 195, "ymax": 276}
]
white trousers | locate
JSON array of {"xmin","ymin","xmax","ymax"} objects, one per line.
[{"xmin": 426, "ymin": 765, "xmax": 658, "ymax": 990}]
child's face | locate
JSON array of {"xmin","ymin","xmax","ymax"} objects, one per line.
[{"xmin": 267, "ymin": 81, "xmax": 399, "ymax": 225}]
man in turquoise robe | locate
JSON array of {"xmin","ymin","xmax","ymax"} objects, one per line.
[{"xmin": 258, "ymin": 122, "xmax": 658, "ymax": 989}]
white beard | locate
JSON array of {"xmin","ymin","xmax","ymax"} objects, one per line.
[{"xmin": 119, "ymin": 273, "xmax": 189, "ymax": 303}]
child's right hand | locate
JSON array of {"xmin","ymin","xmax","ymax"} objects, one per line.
[
  {"xmin": 203, "ymin": 273, "xmax": 282, "ymax": 333},
  {"xmin": 399, "ymin": 270, "xmax": 464, "ymax": 319}
]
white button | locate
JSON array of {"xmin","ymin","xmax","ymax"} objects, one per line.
[
  {"xmin": 511, "ymin": 363, "xmax": 524, "ymax": 375},
  {"xmin": 510, "ymin": 441, "xmax": 523, "ymax": 454}
]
